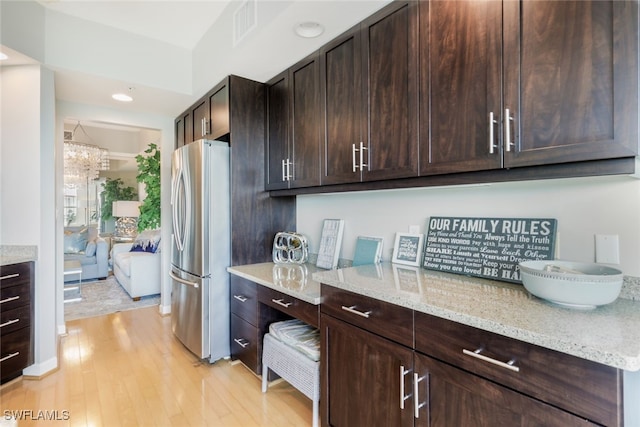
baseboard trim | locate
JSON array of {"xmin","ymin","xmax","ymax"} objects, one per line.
[
  {"xmin": 158, "ymin": 304, "xmax": 171, "ymax": 316},
  {"xmin": 22, "ymin": 356, "xmax": 58, "ymax": 379}
]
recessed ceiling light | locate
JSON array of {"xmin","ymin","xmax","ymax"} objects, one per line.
[
  {"xmin": 294, "ymin": 22, "xmax": 324, "ymax": 38},
  {"xmin": 112, "ymin": 93, "xmax": 133, "ymax": 102},
  {"xmin": 0, "ymin": 52, "xmax": 8, "ymax": 61}
]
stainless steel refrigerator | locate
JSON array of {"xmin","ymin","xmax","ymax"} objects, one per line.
[{"xmin": 170, "ymin": 139, "xmax": 230, "ymax": 362}]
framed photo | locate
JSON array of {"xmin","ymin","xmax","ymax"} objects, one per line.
[{"xmin": 392, "ymin": 232, "xmax": 424, "ymax": 267}]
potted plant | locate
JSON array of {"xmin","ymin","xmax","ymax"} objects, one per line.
[{"xmin": 136, "ymin": 143, "xmax": 161, "ymax": 231}]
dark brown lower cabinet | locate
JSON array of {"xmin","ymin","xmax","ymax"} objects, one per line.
[
  {"xmin": 414, "ymin": 353, "xmax": 598, "ymax": 426},
  {"xmin": 320, "ymin": 313, "xmax": 414, "ymax": 427}
]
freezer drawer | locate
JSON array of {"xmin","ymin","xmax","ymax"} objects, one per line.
[{"xmin": 171, "ymin": 268, "xmax": 208, "ymax": 359}]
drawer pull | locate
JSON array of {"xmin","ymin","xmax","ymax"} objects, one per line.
[
  {"xmin": 233, "ymin": 295, "xmax": 248, "ymax": 303},
  {"xmin": 233, "ymin": 338, "xmax": 250, "ymax": 348},
  {"xmin": 0, "ymin": 319, "xmax": 19, "ymax": 328},
  {"xmin": 0, "ymin": 273, "xmax": 19, "ymax": 281},
  {"xmin": 341, "ymin": 305, "xmax": 372, "ymax": 318},
  {"xmin": 463, "ymin": 347, "xmax": 520, "ymax": 372},
  {"xmin": 271, "ymin": 298, "xmax": 292, "ymax": 308},
  {"xmin": 0, "ymin": 296, "xmax": 20, "ymax": 305},
  {"xmin": 413, "ymin": 373, "xmax": 427, "ymax": 419},
  {"xmin": 0, "ymin": 352, "xmax": 19, "ymax": 363},
  {"xmin": 399, "ymin": 365, "xmax": 411, "ymax": 410}
]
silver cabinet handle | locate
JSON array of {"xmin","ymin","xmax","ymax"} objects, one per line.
[
  {"xmin": 0, "ymin": 274, "xmax": 19, "ymax": 281},
  {"xmin": 489, "ymin": 112, "xmax": 498, "ymax": 154},
  {"xmin": 0, "ymin": 296, "xmax": 19, "ymax": 305},
  {"xmin": 286, "ymin": 158, "xmax": 292, "ymax": 181},
  {"xmin": 169, "ymin": 271, "xmax": 199, "ymax": 289},
  {"xmin": 359, "ymin": 141, "xmax": 368, "ymax": 171},
  {"xmin": 463, "ymin": 347, "xmax": 520, "ymax": 372},
  {"xmin": 233, "ymin": 295, "xmax": 248, "ymax": 303},
  {"xmin": 0, "ymin": 352, "xmax": 19, "ymax": 363},
  {"xmin": 281, "ymin": 159, "xmax": 286, "ymax": 181},
  {"xmin": 400, "ymin": 365, "xmax": 411, "ymax": 409},
  {"xmin": 233, "ymin": 338, "xmax": 250, "ymax": 348},
  {"xmin": 271, "ymin": 298, "xmax": 292, "ymax": 308},
  {"xmin": 352, "ymin": 143, "xmax": 358, "ymax": 172},
  {"xmin": 204, "ymin": 118, "xmax": 209, "ymax": 136},
  {"xmin": 0, "ymin": 319, "xmax": 19, "ymax": 328},
  {"xmin": 341, "ymin": 305, "xmax": 372, "ymax": 318},
  {"xmin": 413, "ymin": 373, "xmax": 426, "ymax": 418},
  {"xmin": 504, "ymin": 108, "xmax": 515, "ymax": 152}
]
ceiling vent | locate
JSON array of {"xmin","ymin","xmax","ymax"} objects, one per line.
[{"xmin": 233, "ymin": 0, "xmax": 257, "ymax": 46}]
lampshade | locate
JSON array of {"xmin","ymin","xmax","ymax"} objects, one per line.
[{"xmin": 112, "ymin": 201, "xmax": 140, "ymax": 218}]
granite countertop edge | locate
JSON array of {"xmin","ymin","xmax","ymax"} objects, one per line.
[{"xmin": 0, "ymin": 245, "xmax": 38, "ymax": 266}]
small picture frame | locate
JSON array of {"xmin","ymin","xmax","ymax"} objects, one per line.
[{"xmin": 391, "ymin": 232, "xmax": 424, "ymax": 267}]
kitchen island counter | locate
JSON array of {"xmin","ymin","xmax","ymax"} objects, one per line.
[{"xmin": 314, "ymin": 263, "xmax": 640, "ymax": 371}]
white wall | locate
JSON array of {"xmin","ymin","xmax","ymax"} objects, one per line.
[
  {"xmin": 56, "ymin": 101, "xmax": 174, "ymax": 331},
  {"xmin": 297, "ymin": 175, "xmax": 640, "ymax": 278},
  {"xmin": 1, "ymin": 64, "xmax": 58, "ymax": 376}
]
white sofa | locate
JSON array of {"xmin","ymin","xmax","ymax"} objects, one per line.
[{"xmin": 111, "ymin": 243, "xmax": 161, "ymax": 299}]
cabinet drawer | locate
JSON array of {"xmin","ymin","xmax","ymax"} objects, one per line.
[
  {"xmin": 230, "ymin": 276, "xmax": 258, "ymax": 326},
  {"xmin": 414, "ymin": 312, "xmax": 622, "ymax": 427},
  {"xmin": 0, "ymin": 279, "xmax": 31, "ymax": 311},
  {"xmin": 321, "ymin": 285, "xmax": 413, "ymax": 348},
  {"xmin": 0, "ymin": 305, "xmax": 30, "ymax": 336},
  {"xmin": 259, "ymin": 287, "xmax": 319, "ymax": 328},
  {"xmin": 0, "ymin": 262, "xmax": 32, "ymax": 290},
  {"xmin": 1, "ymin": 327, "xmax": 31, "ymax": 384},
  {"xmin": 230, "ymin": 313, "xmax": 260, "ymax": 374}
]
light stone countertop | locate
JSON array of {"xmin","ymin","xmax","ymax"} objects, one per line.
[
  {"xmin": 227, "ymin": 262, "xmax": 323, "ymax": 305},
  {"xmin": 314, "ymin": 263, "xmax": 640, "ymax": 372},
  {"xmin": 0, "ymin": 245, "xmax": 37, "ymax": 266}
]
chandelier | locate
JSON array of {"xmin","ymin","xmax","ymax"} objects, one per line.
[{"xmin": 64, "ymin": 122, "xmax": 109, "ymax": 184}]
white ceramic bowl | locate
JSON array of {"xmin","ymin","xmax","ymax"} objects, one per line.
[{"xmin": 519, "ymin": 260, "xmax": 623, "ymax": 309}]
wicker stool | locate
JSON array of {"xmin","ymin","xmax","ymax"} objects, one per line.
[{"xmin": 262, "ymin": 332, "xmax": 320, "ymax": 427}]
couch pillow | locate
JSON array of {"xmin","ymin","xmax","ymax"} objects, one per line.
[
  {"xmin": 130, "ymin": 229, "xmax": 161, "ymax": 253},
  {"xmin": 85, "ymin": 241, "xmax": 97, "ymax": 257},
  {"xmin": 63, "ymin": 229, "xmax": 88, "ymax": 254}
]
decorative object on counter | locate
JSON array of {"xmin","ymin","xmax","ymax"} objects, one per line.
[
  {"xmin": 423, "ymin": 216, "xmax": 557, "ymax": 284},
  {"xmin": 391, "ymin": 232, "xmax": 424, "ymax": 266},
  {"xmin": 352, "ymin": 236, "xmax": 383, "ymax": 266},
  {"xmin": 272, "ymin": 232, "xmax": 308, "ymax": 264},
  {"xmin": 519, "ymin": 260, "xmax": 623, "ymax": 309},
  {"xmin": 112, "ymin": 200, "xmax": 140, "ymax": 238},
  {"xmin": 316, "ymin": 219, "xmax": 344, "ymax": 270}
]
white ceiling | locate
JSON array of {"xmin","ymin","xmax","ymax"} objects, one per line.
[
  {"xmin": 36, "ymin": 0, "xmax": 229, "ymax": 49},
  {"xmin": 3, "ymin": 1, "xmax": 390, "ymax": 118}
]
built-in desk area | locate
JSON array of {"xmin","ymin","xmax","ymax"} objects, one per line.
[{"xmin": 227, "ymin": 262, "xmax": 322, "ymax": 375}]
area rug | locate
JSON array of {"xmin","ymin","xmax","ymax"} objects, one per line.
[{"xmin": 64, "ymin": 275, "xmax": 160, "ymax": 321}]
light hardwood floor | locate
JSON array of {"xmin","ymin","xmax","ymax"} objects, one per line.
[{"xmin": 1, "ymin": 307, "xmax": 312, "ymax": 426}]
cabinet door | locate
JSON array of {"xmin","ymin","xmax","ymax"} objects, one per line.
[
  {"xmin": 290, "ymin": 53, "xmax": 322, "ymax": 189},
  {"xmin": 191, "ymin": 97, "xmax": 209, "ymax": 140},
  {"xmin": 421, "ymin": 0, "xmax": 503, "ymax": 175},
  {"xmin": 175, "ymin": 117, "xmax": 185, "ymax": 148},
  {"xmin": 362, "ymin": 1, "xmax": 419, "ymax": 182},
  {"xmin": 414, "ymin": 353, "xmax": 599, "ymax": 427},
  {"xmin": 266, "ymin": 71, "xmax": 290, "ymax": 190},
  {"xmin": 321, "ymin": 314, "xmax": 414, "ymax": 427},
  {"xmin": 320, "ymin": 26, "xmax": 364, "ymax": 185},
  {"xmin": 209, "ymin": 81, "xmax": 230, "ymax": 140},
  {"xmin": 503, "ymin": 0, "xmax": 638, "ymax": 167}
]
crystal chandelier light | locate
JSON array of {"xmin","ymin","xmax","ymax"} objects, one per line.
[{"xmin": 63, "ymin": 122, "xmax": 109, "ymax": 184}]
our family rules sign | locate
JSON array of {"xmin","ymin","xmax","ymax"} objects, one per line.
[{"xmin": 423, "ymin": 217, "xmax": 557, "ymax": 283}]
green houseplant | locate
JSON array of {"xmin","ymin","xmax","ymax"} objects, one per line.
[
  {"xmin": 136, "ymin": 143, "xmax": 161, "ymax": 231},
  {"xmin": 100, "ymin": 178, "xmax": 137, "ymax": 222}
]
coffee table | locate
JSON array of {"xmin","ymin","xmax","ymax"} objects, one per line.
[{"xmin": 63, "ymin": 260, "xmax": 82, "ymax": 303}]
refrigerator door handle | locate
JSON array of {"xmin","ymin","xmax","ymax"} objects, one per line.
[
  {"xmin": 169, "ymin": 271, "xmax": 199, "ymax": 288},
  {"xmin": 171, "ymin": 166, "xmax": 192, "ymax": 252}
]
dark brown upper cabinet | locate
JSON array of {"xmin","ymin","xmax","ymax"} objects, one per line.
[
  {"xmin": 320, "ymin": 1, "xmax": 419, "ymax": 185},
  {"xmin": 266, "ymin": 53, "xmax": 322, "ymax": 190},
  {"xmin": 176, "ymin": 78, "xmax": 230, "ymax": 146},
  {"xmin": 421, "ymin": 0, "xmax": 638, "ymax": 175}
]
